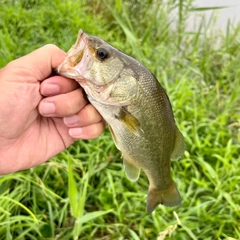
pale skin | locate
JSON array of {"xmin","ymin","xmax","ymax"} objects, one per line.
[{"xmin": 0, "ymin": 44, "xmax": 105, "ymax": 175}]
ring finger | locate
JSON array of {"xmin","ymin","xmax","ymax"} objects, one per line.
[{"xmin": 63, "ymin": 103, "xmax": 103, "ymax": 128}]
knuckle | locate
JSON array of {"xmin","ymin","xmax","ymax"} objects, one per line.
[
  {"xmin": 85, "ymin": 122, "xmax": 105, "ymax": 139},
  {"xmin": 84, "ymin": 104, "xmax": 102, "ymax": 122},
  {"xmin": 43, "ymin": 44, "xmax": 59, "ymax": 51},
  {"xmin": 93, "ymin": 122, "xmax": 105, "ymax": 137},
  {"xmin": 79, "ymin": 105, "xmax": 90, "ymax": 119},
  {"xmin": 65, "ymin": 90, "xmax": 84, "ymax": 115},
  {"xmin": 65, "ymin": 95, "xmax": 76, "ymax": 115}
]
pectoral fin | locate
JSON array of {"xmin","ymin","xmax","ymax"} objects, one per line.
[
  {"xmin": 171, "ymin": 128, "xmax": 185, "ymax": 161},
  {"xmin": 123, "ymin": 158, "xmax": 140, "ymax": 182},
  {"xmin": 115, "ymin": 108, "xmax": 144, "ymax": 136}
]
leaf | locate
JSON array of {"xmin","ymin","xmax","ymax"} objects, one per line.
[
  {"xmin": 0, "ymin": 196, "xmax": 38, "ymax": 223},
  {"xmin": 68, "ymin": 155, "xmax": 78, "ymax": 218},
  {"xmin": 76, "ymin": 210, "xmax": 113, "ymax": 225},
  {"xmin": 40, "ymin": 224, "xmax": 53, "ymax": 238},
  {"xmin": 189, "ymin": 6, "xmax": 229, "ymax": 12}
]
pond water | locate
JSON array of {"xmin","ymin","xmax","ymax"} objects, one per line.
[{"xmin": 189, "ymin": 0, "xmax": 240, "ymax": 31}]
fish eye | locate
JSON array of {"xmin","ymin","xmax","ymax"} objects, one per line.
[{"xmin": 96, "ymin": 48, "xmax": 109, "ymax": 60}]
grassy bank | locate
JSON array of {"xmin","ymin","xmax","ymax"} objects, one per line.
[{"xmin": 0, "ymin": 0, "xmax": 239, "ymax": 239}]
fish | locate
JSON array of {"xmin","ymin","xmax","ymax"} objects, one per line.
[{"xmin": 57, "ymin": 30, "xmax": 185, "ymax": 213}]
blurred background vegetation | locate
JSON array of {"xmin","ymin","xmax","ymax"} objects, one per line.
[{"xmin": 0, "ymin": 0, "xmax": 240, "ymax": 239}]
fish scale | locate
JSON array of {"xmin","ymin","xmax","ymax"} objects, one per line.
[{"xmin": 57, "ymin": 30, "xmax": 185, "ymax": 213}]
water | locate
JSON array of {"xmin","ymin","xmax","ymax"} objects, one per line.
[{"xmin": 189, "ymin": 0, "xmax": 240, "ymax": 31}]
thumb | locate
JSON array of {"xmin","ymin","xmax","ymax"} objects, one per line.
[{"xmin": 7, "ymin": 44, "xmax": 67, "ymax": 82}]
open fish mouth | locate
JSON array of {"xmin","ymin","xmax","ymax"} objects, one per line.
[
  {"xmin": 56, "ymin": 30, "xmax": 88, "ymax": 80},
  {"xmin": 57, "ymin": 30, "xmax": 119, "ymax": 88}
]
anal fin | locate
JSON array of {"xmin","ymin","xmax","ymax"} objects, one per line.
[
  {"xmin": 171, "ymin": 127, "xmax": 185, "ymax": 161},
  {"xmin": 123, "ymin": 158, "xmax": 140, "ymax": 182}
]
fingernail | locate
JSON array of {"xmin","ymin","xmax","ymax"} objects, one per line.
[
  {"xmin": 40, "ymin": 102, "xmax": 56, "ymax": 115},
  {"xmin": 64, "ymin": 115, "xmax": 79, "ymax": 126},
  {"xmin": 69, "ymin": 128, "xmax": 83, "ymax": 137},
  {"xmin": 42, "ymin": 84, "xmax": 60, "ymax": 95}
]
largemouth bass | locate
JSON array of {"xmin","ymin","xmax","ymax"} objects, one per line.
[{"xmin": 57, "ymin": 30, "xmax": 185, "ymax": 213}]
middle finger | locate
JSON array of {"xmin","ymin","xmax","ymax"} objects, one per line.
[
  {"xmin": 39, "ymin": 88, "xmax": 88, "ymax": 117},
  {"xmin": 63, "ymin": 103, "xmax": 103, "ymax": 128}
]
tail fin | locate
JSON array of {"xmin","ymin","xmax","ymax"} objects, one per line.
[{"xmin": 146, "ymin": 181, "xmax": 181, "ymax": 213}]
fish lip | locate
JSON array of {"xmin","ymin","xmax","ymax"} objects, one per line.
[
  {"xmin": 57, "ymin": 30, "xmax": 88, "ymax": 79},
  {"xmin": 72, "ymin": 29, "xmax": 88, "ymax": 53},
  {"xmin": 79, "ymin": 30, "xmax": 88, "ymax": 46}
]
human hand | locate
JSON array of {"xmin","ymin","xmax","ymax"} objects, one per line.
[{"xmin": 0, "ymin": 45, "xmax": 105, "ymax": 174}]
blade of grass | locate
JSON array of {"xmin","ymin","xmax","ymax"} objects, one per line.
[
  {"xmin": 0, "ymin": 196, "xmax": 38, "ymax": 223},
  {"xmin": 67, "ymin": 154, "xmax": 78, "ymax": 218}
]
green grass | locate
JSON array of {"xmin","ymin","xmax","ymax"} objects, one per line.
[{"xmin": 0, "ymin": 0, "xmax": 240, "ymax": 239}]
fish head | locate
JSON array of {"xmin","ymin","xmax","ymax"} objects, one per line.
[{"xmin": 57, "ymin": 30, "xmax": 139, "ymax": 105}]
